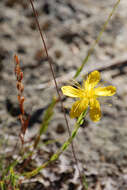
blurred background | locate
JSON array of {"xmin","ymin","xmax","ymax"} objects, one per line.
[{"xmin": 0, "ymin": 0, "xmax": 127, "ymax": 189}]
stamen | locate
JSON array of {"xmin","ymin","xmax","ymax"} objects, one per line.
[
  {"xmin": 68, "ymin": 79, "xmax": 81, "ymax": 89},
  {"xmin": 74, "ymin": 101, "xmax": 80, "ymax": 113},
  {"xmin": 96, "ymin": 81, "xmax": 106, "ymax": 87}
]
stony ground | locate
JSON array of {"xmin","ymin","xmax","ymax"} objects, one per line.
[{"xmin": 0, "ymin": 0, "xmax": 127, "ymax": 189}]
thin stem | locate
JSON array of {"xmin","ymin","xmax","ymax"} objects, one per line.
[
  {"xmin": 24, "ymin": 123, "xmax": 80, "ymax": 178},
  {"xmin": 28, "ymin": 0, "xmax": 84, "ymax": 188},
  {"xmin": 74, "ymin": 0, "xmax": 121, "ymax": 78},
  {"xmin": 24, "ymin": 111, "xmax": 87, "ymax": 189}
]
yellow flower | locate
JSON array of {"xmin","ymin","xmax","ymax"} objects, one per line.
[{"xmin": 61, "ymin": 70, "xmax": 116, "ymax": 122}]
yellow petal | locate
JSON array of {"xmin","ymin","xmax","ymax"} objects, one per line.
[
  {"xmin": 70, "ymin": 99, "xmax": 89, "ymax": 118},
  {"xmin": 84, "ymin": 71, "xmax": 100, "ymax": 90},
  {"xmin": 94, "ymin": 86, "xmax": 116, "ymax": 96},
  {"xmin": 90, "ymin": 98, "xmax": 101, "ymax": 122},
  {"xmin": 61, "ymin": 86, "xmax": 84, "ymax": 98}
]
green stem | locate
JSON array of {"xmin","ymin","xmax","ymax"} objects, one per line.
[
  {"xmin": 33, "ymin": 98, "xmax": 57, "ymax": 149},
  {"xmin": 23, "ymin": 124, "xmax": 80, "ymax": 178},
  {"xmin": 0, "ymin": 181, "xmax": 5, "ymax": 190},
  {"xmin": 23, "ymin": 110, "xmax": 87, "ymax": 178},
  {"xmin": 74, "ymin": 0, "xmax": 121, "ymax": 78}
]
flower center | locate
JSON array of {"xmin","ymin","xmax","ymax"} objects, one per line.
[{"xmin": 84, "ymin": 88, "xmax": 95, "ymax": 99}]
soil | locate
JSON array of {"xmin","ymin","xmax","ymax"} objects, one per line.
[{"xmin": 0, "ymin": 0, "xmax": 127, "ymax": 189}]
